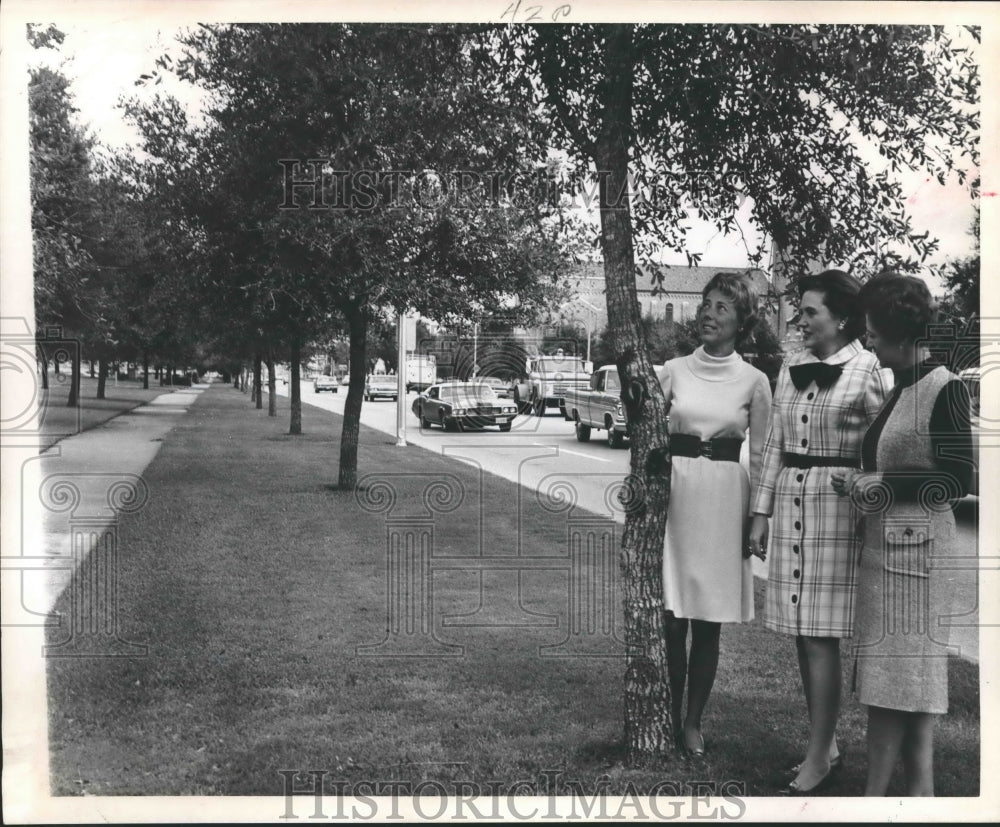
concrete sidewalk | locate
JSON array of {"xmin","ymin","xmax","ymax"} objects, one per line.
[
  {"xmin": 3, "ymin": 382, "xmax": 208, "ymax": 812},
  {"xmin": 22, "ymin": 384, "xmax": 208, "ymax": 620}
]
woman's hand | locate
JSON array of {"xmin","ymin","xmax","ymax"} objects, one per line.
[
  {"xmin": 830, "ymin": 470, "xmax": 859, "ymax": 498},
  {"xmin": 746, "ymin": 514, "xmax": 769, "ymax": 561}
]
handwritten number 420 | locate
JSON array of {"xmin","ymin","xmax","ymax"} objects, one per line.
[{"xmin": 501, "ymin": 1, "xmax": 572, "ymax": 22}]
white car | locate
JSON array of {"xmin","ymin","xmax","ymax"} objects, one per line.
[
  {"xmin": 364, "ymin": 374, "xmax": 399, "ymax": 401},
  {"xmin": 313, "ymin": 375, "xmax": 339, "ymax": 393}
]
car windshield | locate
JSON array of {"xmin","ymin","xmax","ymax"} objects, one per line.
[
  {"xmin": 440, "ymin": 385, "xmax": 497, "ymax": 403},
  {"xmin": 605, "ymin": 371, "xmax": 621, "ymax": 392},
  {"xmin": 535, "ymin": 358, "xmax": 582, "ymax": 373}
]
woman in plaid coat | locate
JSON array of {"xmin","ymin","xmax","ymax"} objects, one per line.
[{"xmin": 748, "ymin": 270, "xmax": 892, "ymax": 794}]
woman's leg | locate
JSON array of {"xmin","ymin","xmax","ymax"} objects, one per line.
[
  {"xmin": 664, "ymin": 612, "xmax": 689, "ymax": 739},
  {"xmin": 683, "ymin": 620, "xmax": 721, "ymax": 751},
  {"xmin": 865, "ymin": 705, "xmax": 908, "ymax": 795},
  {"xmin": 789, "ymin": 636, "xmax": 841, "ymax": 790},
  {"xmin": 796, "ymin": 635, "xmax": 812, "ymax": 717},
  {"xmin": 793, "ymin": 635, "xmax": 840, "ymax": 768},
  {"xmin": 901, "ymin": 712, "xmax": 936, "ymax": 796}
]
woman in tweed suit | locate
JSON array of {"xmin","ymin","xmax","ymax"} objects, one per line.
[
  {"xmin": 832, "ymin": 274, "xmax": 973, "ymax": 796},
  {"xmin": 748, "ymin": 270, "xmax": 892, "ymax": 794}
]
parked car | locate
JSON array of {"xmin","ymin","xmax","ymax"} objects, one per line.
[
  {"xmin": 313, "ymin": 375, "xmax": 339, "ymax": 393},
  {"xmin": 412, "ymin": 381, "xmax": 518, "ymax": 431},
  {"xmin": 957, "ymin": 367, "xmax": 981, "ymax": 497},
  {"xmin": 472, "ymin": 376, "xmax": 512, "ymax": 399},
  {"xmin": 959, "ymin": 367, "xmax": 980, "ymax": 419},
  {"xmin": 364, "ymin": 374, "xmax": 399, "ymax": 401}
]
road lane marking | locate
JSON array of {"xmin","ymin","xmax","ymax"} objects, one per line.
[{"xmin": 531, "ymin": 442, "xmax": 613, "ymax": 462}]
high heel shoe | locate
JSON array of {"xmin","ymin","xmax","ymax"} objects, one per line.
[
  {"xmin": 779, "ymin": 765, "xmax": 834, "ymax": 796},
  {"xmin": 786, "ymin": 754, "xmax": 842, "ymax": 775},
  {"xmin": 683, "ymin": 728, "xmax": 706, "ymax": 757}
]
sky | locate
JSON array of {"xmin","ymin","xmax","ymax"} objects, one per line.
[{"xmin": 29, "ymin": 16, "xmax": 981, "ymax": 286}]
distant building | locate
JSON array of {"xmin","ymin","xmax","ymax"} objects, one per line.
[
  {"xmin": 769, "ymin": 244, "xmax": 828, "ymax": 348},
  {"xmin": 523, "ymin": 263, "xmax": 781, "ymax": 346}
]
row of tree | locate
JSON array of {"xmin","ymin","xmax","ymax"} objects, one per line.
[{"xmin": 29, "ymin": 22, "xmax": 978, "ymax": 762}]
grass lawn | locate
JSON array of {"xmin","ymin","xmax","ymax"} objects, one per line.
[
  {"xmin": 45, "ymin": 384, "xmax": 980, "ymax": 797},
  {"xmin": 36, "ymin": 373, "xmax": 176, "ymax": 451}
]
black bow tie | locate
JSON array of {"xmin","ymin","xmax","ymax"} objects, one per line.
[{"xmin": 789, "ymin": 362, "xmax": 843, "ymax": 391}]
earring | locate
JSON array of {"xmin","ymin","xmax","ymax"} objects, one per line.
[{"xmin": 838, "ymin": 322, "xmax": 846, "ymax": 331}]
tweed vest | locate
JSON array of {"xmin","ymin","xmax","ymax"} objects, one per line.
[
  {"xmin": 876, "ymin": 365, "xmax": 954, "ymax": 475},
  {"xmin": 864, "ymin": 365, "xmax": 958, "ymax": 572}
]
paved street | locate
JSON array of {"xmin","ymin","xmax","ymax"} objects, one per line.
[{"xmin": 279, "ymin": 384, "xmax": 643, "ymax": 521}]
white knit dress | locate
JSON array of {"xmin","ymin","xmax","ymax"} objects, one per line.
[{"xmin": 659, "ymin": 347, "xmax": 772, "ymax": 623}]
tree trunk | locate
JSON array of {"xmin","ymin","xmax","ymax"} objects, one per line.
[
  {"xmin": 596, "ymin": 24, "xmax": 673, "ymax": 765},
  {"xmin": 37, "ymin": 343, "xmax": 49, "ymax": 390},
  {"xmin": 266, "ymin": 350, "xmax": 277, "ymax": 417},
  {"xmin": 89, "ymin": 360, "xmax": 96, "ymax": 378},
  {"xmin": 143, "ymin": 351, "xmax": 150, "ymax": 390},
  {"xmin": 67, "ymin": 347, "xmax": 81, "ymax": 407},
  {"xmin": 289, "ymin": 339, "xmax": 302, "ymax": 435},
  {"xmin": 338, "ymin": 302, "xmax": 369, "ymax": 490},
  {"xmin": 97, "ymin": 357, "xmax": 108, "ymax": 400},
  {"xmin": 167, "ymin": 364, "xmax": 174, "ymax": 386},
  {"xmin": 254, "ymin": 351, "xmax": 263, "ymax": 409}
]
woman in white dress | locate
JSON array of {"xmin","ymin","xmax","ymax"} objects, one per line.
[{"xmin": 658, "ymin": 272, "xmax": 773, "ymax": 755}]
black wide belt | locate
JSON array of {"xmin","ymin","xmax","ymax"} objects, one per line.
[
  {"xmin": 782, "ymin": 452, "xmax": 860, "ymax": 469},
  {"xmin": 669, "ymin": 433, "xmax": 742, "ymax": 463}
]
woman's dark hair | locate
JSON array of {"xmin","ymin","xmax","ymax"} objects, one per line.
[
  {"xmin": 702, "ymin": 271, "xmax": 759, "ymax": 345},
  {"xmin": 858, "ymin": 271, "xmax": 937, "ymax": 344},
  {"xmin": 796, "ymin": 269, "xmax": 865, "ymax": 340}
]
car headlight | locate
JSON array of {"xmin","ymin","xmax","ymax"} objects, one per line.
[
  {"xmin": 454, "ymin": 408, "xmax": 466, "ymax": 415},
  {"xmin": 504, "ymin": 406, "xmax": 515, "ymax": 414}
]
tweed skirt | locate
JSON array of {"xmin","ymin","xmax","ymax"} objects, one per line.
[{"xmin": 852, "ymin": 509, "xmax": 960, "ymax": 713}]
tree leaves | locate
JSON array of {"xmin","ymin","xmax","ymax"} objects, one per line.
[{"xmin": 512, "ymin": 24, "xmax": 978, "ymax": 282}]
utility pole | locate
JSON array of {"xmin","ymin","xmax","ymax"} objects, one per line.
[
  {"xmin": 472, "ymin": 323, "xmax": 478, "ymax": 377},
  {"xmin": 396, "ymin": 312, "xmax": 407, "ymax": 447}
]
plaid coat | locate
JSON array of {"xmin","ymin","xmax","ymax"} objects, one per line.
[{"xmin": 753, "ymin": 340, "xmax": 893, "ymax": 637}]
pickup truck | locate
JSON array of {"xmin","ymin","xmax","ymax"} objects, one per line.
[
  {"xmin": 512, "ymin": 353, "xmax": 592, "ymax": 416},
  {"xmin": 562, "ymin": 364, "xmax": 628, "ymax": 448}
]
